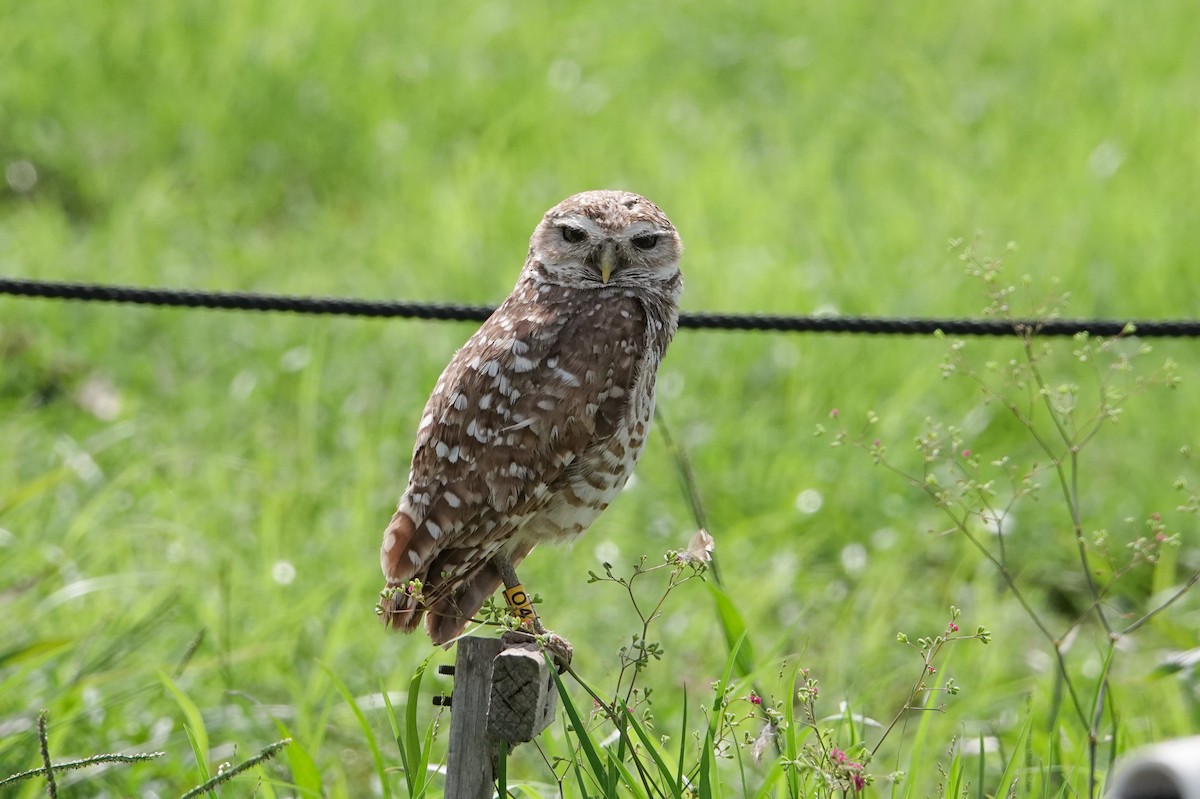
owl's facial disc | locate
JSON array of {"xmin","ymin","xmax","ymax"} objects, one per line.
[
  {"xmin": 554, "ymin": 218, "xmax": 670, "ymax": 285},
  {"xmin": 531, "ymin": 190, "xmax": 681, "ymax": 290}
]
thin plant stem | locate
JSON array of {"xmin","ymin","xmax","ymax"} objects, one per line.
[
  {"xmin": 38, "ymin": 710, "xmax": 57, "ymax": 799},
  {"xmin": 1022, "ymin": 337, "xmax": 1114, "ymax": 636},
  {"xmin": 178, "ymin": 738, "xmax": 291, "ymax": 799},
  {"xmin": 1087, "ymin": 645, "xmax": 1116, "ymax": 799},
  {"xmin": 1120, "ymin": 569, "xmax": 1200, "ymax": 636},
  {"xmin": 870, "ymin": 651, "xmax": 940, "ymax": 759},
  {"xmin": 0, "ymin": 752, "xmax": 167, "ymax": 790}
]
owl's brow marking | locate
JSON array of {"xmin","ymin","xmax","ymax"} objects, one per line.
[
  {"xmin": 553, "ymin": 215, "xmax": 608, "ymax": 237},
  {"xmin": 622, "ymin": 221, "xmax": 661, "ymax": 237}
]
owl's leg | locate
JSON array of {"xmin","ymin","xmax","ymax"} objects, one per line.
[
  {"xmin": 492, "ymin": 553, "xmax": 574, "ymax": 668},
  {"xmin": 493, "ymin": 554, "xmax": 545, "ymax": 634}
]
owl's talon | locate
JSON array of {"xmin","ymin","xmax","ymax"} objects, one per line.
[
  {"xmin": 501, "ymin": 629, "xmax": 573, "ymax": 672},
  {"xmin": 541, "ymin": 632, "xmax": 574, "ymax": 672}
]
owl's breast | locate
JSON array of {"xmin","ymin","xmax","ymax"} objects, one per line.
[{"xmin": 518, "ymin": 347, "xmax": 659, "ymax": 546}]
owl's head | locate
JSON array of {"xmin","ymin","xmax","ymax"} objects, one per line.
[{"xmin": 527, "ymin": 190, "xmax": 683, "ymax": 293}]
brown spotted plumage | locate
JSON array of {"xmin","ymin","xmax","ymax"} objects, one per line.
[{"xmin": 378, "ymin": 190, "xmax": 684, "ymax": 645}]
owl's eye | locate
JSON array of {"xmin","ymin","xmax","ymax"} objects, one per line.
[
  {"xmin": 560, "ymin": 226, "xmax": 587, "ymax": 244},
  {"xmin": 630, "ymin": 234, "xmax": 660, "ymax": 250}
]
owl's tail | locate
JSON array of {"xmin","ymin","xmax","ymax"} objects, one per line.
[
  {"xmin": 379, "ymin": 501, "xmax": 537, "ymax": 645},
  {"xmin": 378, "ymin": 505, "xmax": 429, "ymax": 635}
]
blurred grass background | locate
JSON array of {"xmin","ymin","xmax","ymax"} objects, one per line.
[{"xmin": 2, "ymin": 0, "xmax": 1198, "ymax": 795}]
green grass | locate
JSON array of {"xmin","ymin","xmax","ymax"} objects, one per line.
[{"xmin": 3, "ymin": 1, "xmax": 1199, "ymax": 795}]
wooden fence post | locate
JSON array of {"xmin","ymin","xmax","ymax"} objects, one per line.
[{"xmin": 442, "ymin": 634, "xmax": 559, "ymax": 799}]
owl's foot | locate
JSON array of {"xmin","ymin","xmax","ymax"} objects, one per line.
[
  {"xmin": 493, "ymin": 554, "xmax": 572, "ymax": 669},
  {"xmin": 500, "ymin": 629, "xmax": 574, "ymax": 671}
]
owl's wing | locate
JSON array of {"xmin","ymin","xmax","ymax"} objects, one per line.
[{"xmin": 380, "ymin": 283, "xmax": 647, "ymax": 633}]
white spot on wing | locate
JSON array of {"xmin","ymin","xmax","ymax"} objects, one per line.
[
  {"xmin": 554, "ymin": 367, "xmax": 581, "ymax": 387},
  {"xmin": 502, "ymin": 417, "xmax": 535, "ymax": 433},
  {"xmin": 426, "ymin": 520, "xmax": 443, "ymax": 540}
]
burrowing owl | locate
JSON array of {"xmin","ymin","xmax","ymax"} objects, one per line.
[{"xmin": 378, "ymin": 190, "xmax": 683, "ymax": 645}]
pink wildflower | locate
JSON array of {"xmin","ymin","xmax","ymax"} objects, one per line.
[
  {"xmin": 830, "ymin": 747, "xmax": 847, "ymax": 764},
  {"xmin": 949, "ymin": 622, "xmax": 959, "ymax": 632},
  {"xmin": 748, "ymin": 692, "xmax": 763, "ymax": 706},
  {"xmin": 851, "ymin": 773, "xmax": 866, "ymax": 791},
  {"xmin": 961, "ymin": 449, "xmax": 971, "ymax": 458}
]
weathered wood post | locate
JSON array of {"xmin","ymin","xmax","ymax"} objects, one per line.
[
  {"xmin": 443, "ymin": 637, "xmax": 504, "ymax": 799},
  {"xmin": 442, "ymin": 634, "xmax": 558, "ymax": 799}
]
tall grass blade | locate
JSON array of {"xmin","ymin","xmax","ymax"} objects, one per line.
[
  {"xmin": 384, "ymin": 654, "xmax": 435, "ymax": 797},
  {"xmin": 707, "ymin": 583, "xmax": 757, "ymax": 678},
  {"xmin": 699, "ymin": 631, "xmax": 746, "ymax": 799},
  {"xmin": 995, "ymin": 711, "xmax": 1033, "ymax": 797},
  {"xmin": 273, "ymin": 720, "xmax": 323, "ymax": 797},
  {"xmin": 550, "ymin": 667, "xmax": 608, "ymax": 787},
  {"xmin": 783, "ymin": 664, "xmax": 801, "ymax": 799},
  {"xmin": 326, "ymin": 667, "xmax": 393, "ymax": 799},
  {"xmin": 159, "ymin": 672, "xmax": 211, "ymax": 787},
  {"xmin": 620, "ymin": 705, "xmax": 684, "ymax": 799},
  {"xmin": 676, "ymin": 686, "xmax": 689, "ymax": 790}
]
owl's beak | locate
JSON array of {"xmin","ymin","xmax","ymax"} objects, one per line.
[{"xmin": 599, "ymin": 242, "xmax": 616, "ymax": 284}]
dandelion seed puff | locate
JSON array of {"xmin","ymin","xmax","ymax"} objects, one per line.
[{"xmin": 795, "ymin": 488, "xmax": 823, "ymax": 515}]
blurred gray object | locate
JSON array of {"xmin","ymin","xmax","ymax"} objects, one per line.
[{"xmin": 1108, "ymin": 737, "xmax": 1200, "ymax": 799}]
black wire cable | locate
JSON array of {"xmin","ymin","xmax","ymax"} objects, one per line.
[{"xmin": 3, "ymin": 276, "xmax": 1199, "ymax": 338}]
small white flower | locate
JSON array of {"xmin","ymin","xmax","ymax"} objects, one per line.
[
  {"xmin": 795, "ymin": 489, "xmax": 823, "ymax": 515},
  {"xmin": 271, "ymin": 561, "xmax": 297, "ymax": 585},
  {"xmin": 678, "ymin": 529, "xmax": 714, "ymax": 563}
]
